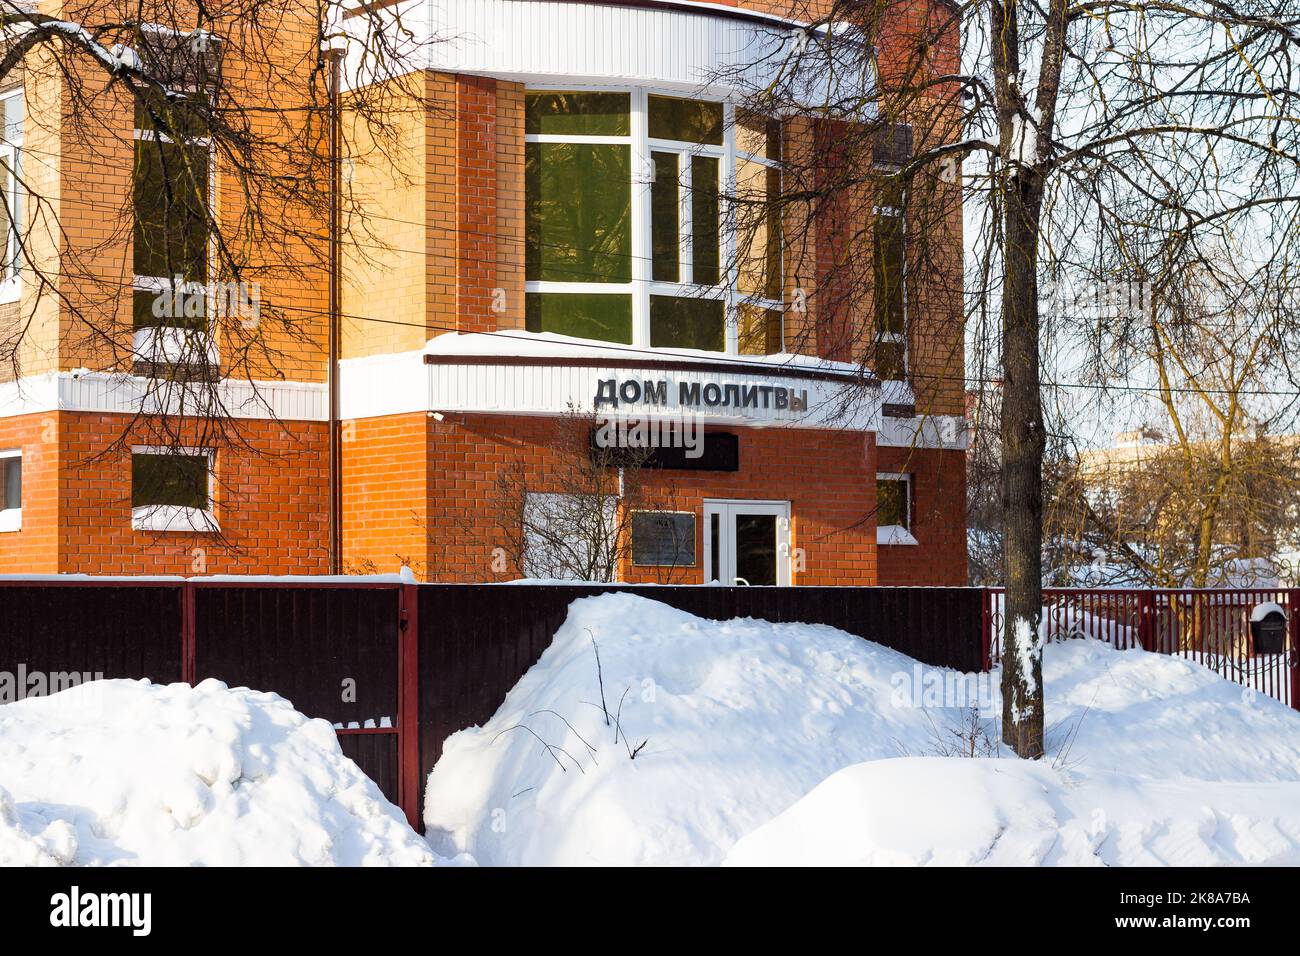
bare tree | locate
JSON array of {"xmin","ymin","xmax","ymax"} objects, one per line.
[
  {"xmin": 1057, "ymin": 258, "xmax": 1300, "ymax": 587},
  {"xmin": 716, "ymin": 0, "xmax": 1300, "ymax": 756}
]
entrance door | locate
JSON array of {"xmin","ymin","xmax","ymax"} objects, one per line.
[{"xmin": 703, "ymin": 500, "xmax": 791, "ymax": 586}]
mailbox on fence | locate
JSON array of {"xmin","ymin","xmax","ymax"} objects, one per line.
[{"xmin": 1250, "ymin": 603, "xmax": 1288, "ymax": 655}]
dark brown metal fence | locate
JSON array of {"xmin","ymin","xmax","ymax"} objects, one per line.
[
  {"xmin": 0, "ymin": 577, "xmax": 417, "ymax": 824},
  {"xmin": 1, "ymin": 577, "xmax": 983, "ymax": 830}
]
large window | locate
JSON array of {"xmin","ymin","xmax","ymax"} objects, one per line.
[
  {"xmin": 0, "ymin": 89, "xmax": 23, "ymax": 302},
  {"xmin": 525, "ymin": 90, "xmax": 783, "ymax": 355},
  {"xmin": 131, "ymin": 31, "xmax": 219, "ymax": 371}
]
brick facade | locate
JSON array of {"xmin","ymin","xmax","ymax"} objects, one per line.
[
  {"xmin": 876, "ymin": 445, "xmax": 968, "ymax": 585},
  {"xmin": 0, "ymin": 411, "xmax": 328, "ymax": 575},
  {"xmin": 339, "ymin": 411, "xmax": 882, "ymax": 585},
  {"xmin": 1, "ymin": 0, "xmax": 968, "ymax": 584}
]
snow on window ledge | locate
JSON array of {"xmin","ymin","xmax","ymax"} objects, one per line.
[
  {"xmin": 877, "ymin": 524, "xmax": 917, "ymax": 546},
  {"xmin": 131, "ymin": 505, "xmax": 219, "ymax": 533},
  {"xmin": 0, "ymin": 507, "xmax": 19, "ymax": 533}
]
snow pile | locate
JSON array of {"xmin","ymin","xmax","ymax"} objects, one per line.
[
  {"xmin": 0, "ymin": 679, "xmax": 451, "ymax": 866},
  {"xmin": 729, "ymin": 639, "xmax": 1300, "ymax": 866},
  {"xmin": 425, "ymin": 593, "xmax": 1300, "ymax": 867},
  {"xmin": 423, "ymin": 593, "xmax": 980, "ymax": 866}
]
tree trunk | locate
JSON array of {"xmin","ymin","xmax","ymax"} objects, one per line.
[{"xmin": 1000, "ymin": 172, "xmax": 1047, "ymax": 759}]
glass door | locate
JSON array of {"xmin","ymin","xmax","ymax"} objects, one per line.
[{"xmin": 703, "ymin": 500, "xmax": 791, "ymax": 586}]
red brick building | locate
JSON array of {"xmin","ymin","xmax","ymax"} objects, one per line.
[{"xmin": 0, "ymin": 0, "xmax": 967, "ymax": 586}]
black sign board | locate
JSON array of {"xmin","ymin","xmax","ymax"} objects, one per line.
[
  {"xmin": 589, "ymin": 429, "xmax": 739, "ymax": 472},
  {"xmin": 631, "ymin": 512, "xmax": 697, "ymax": 567}
]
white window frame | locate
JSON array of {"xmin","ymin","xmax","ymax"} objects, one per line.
[
  {"xmin": 130, "ymin": 444, "xmax": 219, "ymax": 533},
  {"xmin": 0, "ymin": 87, "xmax": 23, "ymax": 304},
  {"xmin": 0, "ymin": 447, "xmax": 20, "ymax": 532},
  {"xmin": 702, "ymin": 498, "xmax": 792, "ymax": 586},
  {"xmin": 875, "ymin": 471, "xmax": 917, "ymax": 545},
  {"xmin": 525, "ymin": 86, "xmax": 784, "ymax": 355}
]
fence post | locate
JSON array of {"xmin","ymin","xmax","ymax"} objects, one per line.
[
  {"xmin": 1289, "ymin": 589, "xmax": 1300, "ymax": 712},
  {"xmin": 981, "ymin": 589, "xmax": 992, "ymax": 671},
  {"xmin": 397, "ymin": 582, "xmax": 421, "ymax": 830},
  {"xmin": 1137, "ymin": 590, "xmax": 1156, "ymax": 653},
  {"xmin": 181, "ymin": 581, "xmax": 197, "ymax": 685}
]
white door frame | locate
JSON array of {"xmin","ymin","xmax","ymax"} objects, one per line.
[{"xmin": 703, "ymin": 498, "xmax": 791, "ymax": 586}]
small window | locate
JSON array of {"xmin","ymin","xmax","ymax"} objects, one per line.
[
  {"xmin": 131, "ymin": 448, "xmax": 217, "ymax": 532},
  {"xmin": 0, "ymin": 449, "xmax": 20, "ymax": 532},
  {"xmin": 876, "ymin": 473, "xmax": 917, "ymax": 545}
]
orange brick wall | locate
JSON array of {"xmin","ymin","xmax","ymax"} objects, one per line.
[
  {"xmin": 875, "ymin": 444, "xmax": 967, "ymax": 585},
  {"xmin": 0, "ymin": 413, "xmax": 60, "ymax": 574},
  {"xmin": 339, "ymin": 412, "xmax": 431, "ymax": 574},
  {"xmin": 341, "ymin": 411, "xmax": 886, "ymax": 585},
  {"xmin": 0, "ymin": 412, "xmax": 328, "ymax": 575}
]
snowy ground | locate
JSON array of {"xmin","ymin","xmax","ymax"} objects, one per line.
[
  {"xmin": 0, "ymin": 679, "xmax": 460, "ymax": 866},
  {"xmin": 8, "ymin": 592, "xmax": 1300, "ymax": 866},
  {"xmin": 425, "ymin": 593, "xmax": 1300, "ymax": 866}
]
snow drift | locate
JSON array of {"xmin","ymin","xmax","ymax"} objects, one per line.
[
  {"xmin": 423, "ymin": 593, "xmax": 985, "ymax": 865},
  {"xmin": 0, "ymin": 678, "xmax": 448, "ymax": 866},
  {"xmin": 731, "ymin": 637, "xmax": 1300, "ymax": 865},
  {"xmin": 425, "ymin": 593, "xmax": 1300, "ymax": 867}
]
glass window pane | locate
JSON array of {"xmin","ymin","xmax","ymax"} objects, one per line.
[
  {"xmin": 651, "ymin": 152, "xmax": 679, "ymax": 283},
  {"xmin": 649, "ymin": 295, "xmax": 724, "ymax": 351},
  {"xmin": 690, "ymin": 155, "xmax": 719, "ymax": 285},
  {"xmin": 736, "ymin": 110, "xmax": 779, "ymax": 160},
  {"xmin": 1, "ymin": 456, "xmax": 19, "ymax": 510},
  {"xmin": 134, "ymin": 139, "xmax": 209, "ymax": 281},
  {"xmin": 736, "ymin": 159, "xmax": 782, "ymax": 299},
  {"xmin": 135, "ymin": 89, "xmax": 210, "ymax": 141},
  {"xmin": 738, "ymin": 304, "xmax": 783, "ymax": 355},
  {"xmin": 873, "ymin": 188, "xmax": 905, "ymax": 335},
  {"xmin": 526, "ymin": 142, "xmax": 632, "ymax": 283},
  {"xmin": 525, "ymin": 92, "xmax": 630, "ymax": 136},
  {"xmin": 648, "ymin": 95, "xmax": 723, "ymax": 145},
  {"xmin": 734, "ymin": 514, "xmax": 777, "ymax": 585},
  {"xmin": 526, "ymin": 292, "xmax": 632, "ymax": 343},
  {"xmin": 132, "ymin": 453, "xmax": 209, "ymax": 509},
  {"xmin": 876, "ymin": 339, "xmax": 906, "ymax": 380},
  {"xmin": 0, "ymin": 156, "xmax": 11, "ymax": 276},
  {"xmin": 709, "ymin": 511, "xmax": 720, "ymax": 582},
  {"xmin": 1, "ymin": 92, "xmax": 23, "ymax": 144},
  {"xmin": 133, "ymin": 287, "xmax": 207, "ymax": 332},
  {"xmin": 874, "ymin": 215, "xmax": 905, "ymax": 334},
  {"xmin": 877, "ymin": 478, "xmax": 908, "ymax": 528}
]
